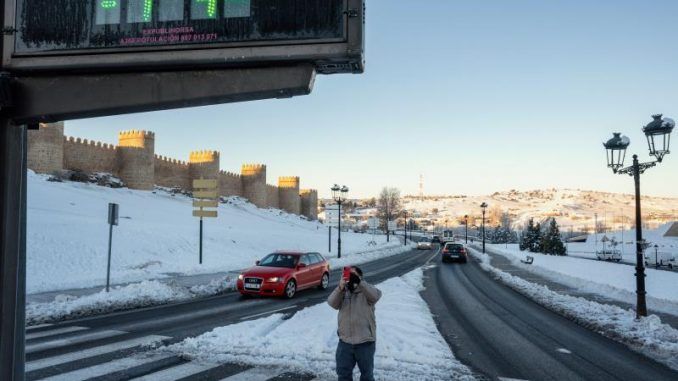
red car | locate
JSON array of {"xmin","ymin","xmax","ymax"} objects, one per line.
[{"xmin": 237, "ymin": 251, "xmax": 330, "ymax": 299}]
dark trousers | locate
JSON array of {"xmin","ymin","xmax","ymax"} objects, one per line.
[{"xmin": 336, "ymin": 340, "xmax": 376, "ymax": 381}]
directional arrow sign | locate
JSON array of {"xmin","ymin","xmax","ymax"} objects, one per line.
[
  {"xmin": 193, "ymin": 210, "xmax": 218, "ymax": 218},
  {"xmin": 193, "ymin": 190, "xmax": 218, "ymax": 199},
  {"xmin": 193, "ymin": 179, "xmax": 218, "ymax": 189},
  {"xmin": 193, "ymin": 200, "xmax": 219, "ymax": 208}
]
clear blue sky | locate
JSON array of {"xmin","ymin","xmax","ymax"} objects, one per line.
[{"xmin": 67, "ymin": 0, "xmax": 678, "ymax": 199}]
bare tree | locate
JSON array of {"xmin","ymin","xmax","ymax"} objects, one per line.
[{"xmin": 377, "ymin": 187, "xmax": 401, "ymax": 241}]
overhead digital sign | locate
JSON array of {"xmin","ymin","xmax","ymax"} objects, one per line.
[{"xmin": 4, "ymin": 0, "xmax": 364, "ymax": 74}]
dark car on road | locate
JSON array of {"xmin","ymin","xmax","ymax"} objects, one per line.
[
  {"xmin": 237, "ymin": 252, "xmax": 330, "ymax": 299},
  {"xmin": 442, "ymin": 243, "xmax": 467, "ymax": 263},
  {"xmin": 431, "ymin": 235, "xmax": 441, "ymax": 244}
]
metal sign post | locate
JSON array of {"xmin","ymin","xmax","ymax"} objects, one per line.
[
  {"xmin": 193, "ymin": 179, "xmax": 218, "ymax": 265},
  {"xmin": 106, "ymin": 203, "xmax": 119, "ymax": 292},
  {"xmin": 328, "ymin": 225, "xmax": 332, "ymax": 253}
]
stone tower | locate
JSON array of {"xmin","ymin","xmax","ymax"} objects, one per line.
[
  {"xmin": 278, "ymin": 176, "xmax": 301, "ymax": 215},
  {"xmin": 27, "ymin": 122, "xmax": 64, "ymax": 173},
  {"xmin": 300, "ymin": 189, "xmax": 318, "ymax": 220},
  {"xmin": 117, "ymin": 130, "xmax": 155, "ymax": 190},
  {"xmin": 241, "ymin": 164, "xmax": 267, "ymax": 208},
  {"xmin": 189, "ymin": 150, "xmax": 220, "ymax": 189}
]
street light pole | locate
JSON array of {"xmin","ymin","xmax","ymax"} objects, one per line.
[
  {"xmin": 337, "ymin": 200, "xmax": 342, "ymax": 259},
  {"xmin": 331, "ymin": 184, "xmax": 349, "ymax": 259},
  {"xmin": 654, "ymin": 244, "xmax": 659, "ymax": 269},
  {"xmin": 464, "ymin": 215, "xmax": 468, "ymax": 244},
  {"xmin": 603, "ymin": 114, "xmax": 674, "ymax": 319},
  {"xmin": 404, "ymin": 210, "xmax": 407, "ymax": 246},
  {"xmin": 480, "ymin": 203, "xmax": 488, "ymax": 253}
]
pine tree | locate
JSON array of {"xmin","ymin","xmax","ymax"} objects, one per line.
[
  {"xmin": 519, "ymin": 219, "xmax": 532, "ymax": 251},
  {"xmin": 529, "ymin": 222, "xmax": 543, "ymax": 253},
  {"xmin": 541, "ymin": 219, "xmax": 567, "ymax": 255}
]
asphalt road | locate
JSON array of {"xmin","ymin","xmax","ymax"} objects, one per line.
[
  {"xmin": 421, "ymin": 253, "xmax": 678, "ymax": 381},
  {"xmin": 24, "ymin": 243, "xmax": 436, "ymax": 381}
]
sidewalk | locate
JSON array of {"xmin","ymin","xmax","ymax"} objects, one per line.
[
  {"xmin": 27, "ymin": 270, "xmax": 241, "ymax": 304},
  {"xmin": 471, "ymin": 244, "xmax": 678, "ymax": 330}
]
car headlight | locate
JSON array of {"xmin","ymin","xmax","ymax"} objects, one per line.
[
  {"xmin": 238, "ymin": 274, "xmax": 244, "ymax": 280},
  {"xmin": 266, "ymin": 277, "xmax": 280, "ymax": 283}
]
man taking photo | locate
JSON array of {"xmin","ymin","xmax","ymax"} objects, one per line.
[{"xmin": 327, "ymin": 266, "xmax": 382, "ymax": 381}]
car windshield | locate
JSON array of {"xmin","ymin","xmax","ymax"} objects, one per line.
[{"xmin": 258, "ymin": 254, "xmax": 298, "ymax": 269}]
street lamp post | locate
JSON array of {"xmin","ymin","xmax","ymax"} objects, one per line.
[
  {"xmin": 603, "ymin": 114, "xmax": 674, "ymax": 319},
  {"xmin": 654, "ymin": 244, "xmax": 659, "ymax": 269},
  {"xmin": 480, "ymin": 203, "xmax": 488, "ymax": 253},
  {"xmin": 404, "ymin": 210, "xmax": 408, "ymax": 246},
  {"xmin": 464, "ymin": 215, "xmax": 469, "ymax": 244},
  {"xmin": 331, "ymin": 184, "xmax": 349, "ymax": 259}
]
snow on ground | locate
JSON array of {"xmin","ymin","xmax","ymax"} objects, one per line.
[
  {"xmin": 468, "ymin": 248, "xmax": 678, "ymax": 372},
  {"xmin": 27, "ymin": 171, "xmax": 406, "ymax": 294},
  {"xmin": 487, "ymin": 244, "xmax": 678, "ymax": 316},
  {"xmin": 168, "ymin": 269, "xmax": 475, "ymax": 381}
]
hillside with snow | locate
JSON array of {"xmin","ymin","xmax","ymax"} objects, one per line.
[
  {"xmin": 27, "ymin": 171, "xmax": 403, "ymax": 294},
  {"xmin": 404, "ymin": 189, "xmax": 678, "ymax": 230}
]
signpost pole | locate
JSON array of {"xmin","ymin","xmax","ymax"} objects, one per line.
[
  {"xmin": 106, "ymin": 203, "xmax": 118, "ymax": 292},
  {"xmin": 329, "ymin": 226, "xmax": 332, "ymax": 253},
  {"xmin": 106, "ymin": 222, "xmax": 113, "ymax": 292},
  {"xmin": 0, "ymin": 119, "xmax": 28, "ymax": 381},
  {"xmin": 199, "ymin": 217, "xmax": 203, "ymax": 265}
]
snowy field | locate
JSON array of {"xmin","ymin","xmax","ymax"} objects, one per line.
[
  {"xmin": 169, "ymin": 268, "xmax": 475, "ymax": 381},
  {"xmin": 468, "ymin": 248, "xmax": 678, "ymax": 372},
  {"xmin": 27, "ymin": 171, "xmax": 407, "ymax": 294},
  {"xmin": 486, "ymin": 244, "xmax": 678, "ymax": 316}
]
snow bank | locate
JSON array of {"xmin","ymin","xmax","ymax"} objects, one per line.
[
  {"xmin": 27, "ymin": 171, "xmax": 404, "ymax": 294},
  {"xmin": 487, "ymin": 244, "xmax": 678, "ymax": 316},
  {"xmin": 26, "ymin": 275, "xmax": 236, "ymax": 325},
  {"xmin": 468, "ymin": 248, "xmax": 678, "ymax": 371},
  {"xmin": 169, "ymin": 269, "xmax": 474, "ymax": 381}
]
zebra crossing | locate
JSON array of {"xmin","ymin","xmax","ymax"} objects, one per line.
[{"xmin": 25, "ymin": 324, "xmax": 321, "ymax": 381}]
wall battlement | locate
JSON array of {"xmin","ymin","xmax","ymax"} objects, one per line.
[
  {"xmin": 28, "ymin": 124, "xmax": 317, "ymax": 219},
  {"xmin": 189, "ymin": 150, "xmax": 220, "ymax": 164}
]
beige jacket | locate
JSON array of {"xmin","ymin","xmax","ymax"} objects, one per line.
[{"xmin": 327, "ymin": 281, "xmax": 382, "ymax": 345}]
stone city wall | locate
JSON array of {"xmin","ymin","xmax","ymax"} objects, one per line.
[{"xmin": 27, "ymin": 124, "xmax": 318, "ymax": 219}]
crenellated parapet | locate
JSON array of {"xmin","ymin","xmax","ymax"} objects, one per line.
[
  {"xmin": 28, "ymin": 122, "xmax": 65, "ymax": 173},
  {"xmin": 189, "ymin": 150, "xmax": 220, "ymax": 191},
  {"xmin": 266, "ymin": 184, "xmax": 280, "ymax": 209},
  {"xmin": 154, "ymin": 154, "xmax": 190, "ymax": 189},
  {"xmin": 241, "ymin": 164, "xmax": 267, "ymax": 208},
  {"xmin": 117, "ymin": 130, "xmax": 155, "ymax": 190},
  {"xmin": 300, "ymin": 189, "xmax": 319, "ymax": 220},
  {"xmin": 278, "ymin": 176, "xmax": 301, "ymax": 215},
  {"xmin": 220, "ymin": 170, "xmax": 242, "ymax": 197}
]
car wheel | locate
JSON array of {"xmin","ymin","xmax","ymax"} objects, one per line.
[
  {"xmin": 284, "ymin": 279, "xmax": 297, "ymax": 299},
  {"xmin": 319, "ymin": 272, "xmax": 330, "ymax": 290}
]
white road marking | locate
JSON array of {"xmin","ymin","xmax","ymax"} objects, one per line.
[
  {"xmin": 238, "ymin": 305, "xmax": 297, "ymax": 321},
  {"xmin": 27, "ymin": 323, "xmax": 54, "ymax": 330},
  {"xmin": 556, "ymin": 348, "xmax": 572, "ymax": 354},
  {"xmin": 26, "ymin": 329, "xmax": 126, "ymax": 354},
  {"xmin": 35, "ymin": 353, "xmax": 176, "ymax": 381},
  {"xmin": 130, "ymin": 361, "xmax": 220, "ymax": 380},
  {"xmin": 26, "ymin": 335, "xmax": 170, "ymax": 372},
  {"xmin": 218, "ymin": 366, "xmax": 286, "ymax": 381},
  {"xmin": 26, "ymin": 326, "xmax": 88, "ymax": 340}
]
